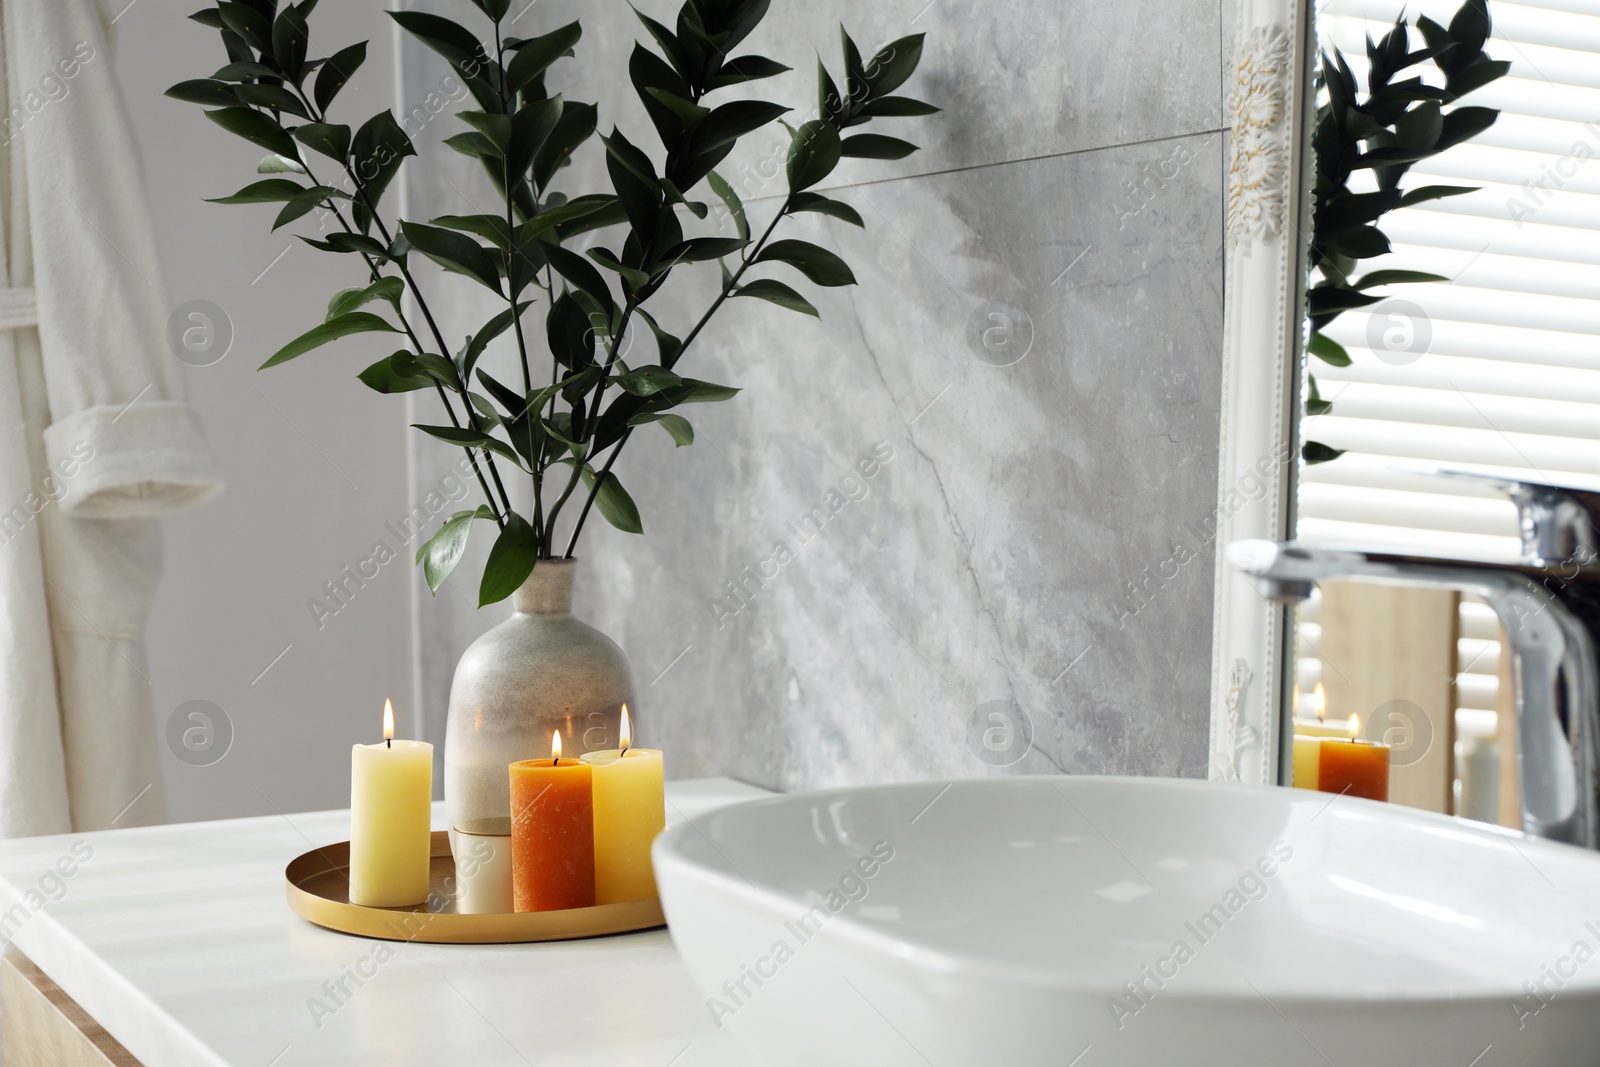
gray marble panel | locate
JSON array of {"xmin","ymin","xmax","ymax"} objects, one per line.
[{"xmin": 571, "ymin": 134, "xmax": 1224, "ymax": 790}]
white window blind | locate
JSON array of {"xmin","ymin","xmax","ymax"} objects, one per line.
[
  {"xmin": 1294, "ymin": 1, "xmax": 1600, "ymax": 773},
  {"xmin": 1301, "ymin": 0, "xmax": 1600, "ymax": 561}
]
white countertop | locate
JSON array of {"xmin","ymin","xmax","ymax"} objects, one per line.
[{"xmin": 0, "ymin": 777, "xmax": 771, "ymax": 1067}]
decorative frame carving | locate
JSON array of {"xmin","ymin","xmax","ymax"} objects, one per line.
[{"xmin": 1209, "ymin": 0, "xmax": 1318, "ymax": 787}]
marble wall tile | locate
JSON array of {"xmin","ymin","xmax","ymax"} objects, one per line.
[{"xmin": 399, "ymin": 3, "xmax": 1229, "ymax": 788}]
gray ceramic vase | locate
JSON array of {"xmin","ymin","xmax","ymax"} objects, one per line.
[{"xmin": 443, "ymin": 559, "xmax": 636, "ymax": 834}]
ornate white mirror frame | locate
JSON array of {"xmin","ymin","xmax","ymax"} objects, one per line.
[{"xmin": 1208, "ymin": 0, "xmax": 1318, "ymax": 788}]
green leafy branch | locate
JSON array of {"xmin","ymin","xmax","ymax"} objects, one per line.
[
  {"xmin": 169, "ymin": 0, "xmax": 936, "ymax": 605},
  {"xmin": 1303, "ymin": 0, "xmax": 1507, "ymax": 464}
]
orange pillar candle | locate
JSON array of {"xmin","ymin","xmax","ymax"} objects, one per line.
[
  {"xmin": 509, "ymin": 731, "xmax": 595, "ymax": 912},
  {"xmin": 1319, "ymin": 739, "xmax": 1391, "ymax": 802}
]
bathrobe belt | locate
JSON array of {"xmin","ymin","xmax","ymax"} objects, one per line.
[{"xmin": 0, "ymin": 288, "xmax": 39, "ymax": 330}]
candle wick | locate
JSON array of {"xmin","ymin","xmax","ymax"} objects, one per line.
[{"xmin": 386, "ymin": 738, "xmax": 391, "ymax": 750}]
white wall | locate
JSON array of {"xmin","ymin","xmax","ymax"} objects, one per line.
[{"xmin": 114, "ymin": 2, "xmax": 415, "ymax": 821}]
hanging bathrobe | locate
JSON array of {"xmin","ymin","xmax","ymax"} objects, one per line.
[{"xmin": 0, "ymin": 0, "xmax": 223, "ymax": 836}]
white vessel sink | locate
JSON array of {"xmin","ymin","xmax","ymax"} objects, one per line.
[{"xmin": 654, "ymin": 776, "xmax": 1600, "ymax": 1066}]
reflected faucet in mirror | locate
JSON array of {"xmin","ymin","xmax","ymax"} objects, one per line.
[{"xmin": 1230, "ymin": 468, "xmax": 1600, "ymax": 848}]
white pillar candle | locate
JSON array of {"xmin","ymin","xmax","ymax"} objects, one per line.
[
  {"xmin": 349, "ymin": 700, "xmax": 433, "ymax": 908},
  {"xmin": 450, "ymin": 818, "xmax": 514, "ymax": 915}
]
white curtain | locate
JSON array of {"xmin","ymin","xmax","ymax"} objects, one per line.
[{"xmin": 0, "ymin": 0, "xmax": 223, "ymax": 836}]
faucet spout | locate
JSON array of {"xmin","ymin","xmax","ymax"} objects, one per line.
[{"xmin": 1227, "ymin": 539, "xmax": 1600, "ymax": 848}]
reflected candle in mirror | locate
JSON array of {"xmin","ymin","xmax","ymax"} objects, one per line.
[
  {"xmin": 1318, "ymin": 738, "xmax": 1391, "ymax": 802},
  {"xmin": 1292, "ymin": 735, "xmax": 1322, "ymax": 791},
  {"xmin": 510, "ymin": 732, "xmax": 595, "ymax": 912}
]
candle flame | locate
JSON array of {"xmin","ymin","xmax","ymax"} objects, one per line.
[
  {"xmin": 620, "ymin": 704, "xmax": 631, "ymax": 753},
  {"xmin": 1350, "ymin": 712, "xmax": 1361, "ymax": 737},
  {"xmin": 1311, "ymin": 683, "xmax": 1327, "ymax": 722},
  {"xmin": 383, "ymin": 698, "xmax": 395, "ymax": 742},
  {"xmin": 551, "ymin": 730, "xmax": 563, "ymax": 762}
]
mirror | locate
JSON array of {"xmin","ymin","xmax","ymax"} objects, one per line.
[{"xmin": 1239, "ymin": 0, "xmax": 1599, "ymax": 833}]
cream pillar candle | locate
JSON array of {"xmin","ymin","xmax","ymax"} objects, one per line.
[
  {"xmin": 350, "ymin": 699, "xmax": 433, "ymax": 908},
  {"xmin": 582, "ymin": 706, "xmax": 665, "ymax": 905},
  {"xmin": 451, "ymin": 818, "xmax": 514, "ymax": 915}
]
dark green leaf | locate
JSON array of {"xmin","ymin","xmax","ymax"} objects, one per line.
[
  {"xmin": 232, "ymin": 82, "xmax": 311, "ymax": 118},
  {"xmin": 1306, "ymin": 331, "xmax": 1351, "ymax": 367},
  {"xmin": 694, "ymin": 100, "xmax": 790, "ymax": 152},
  {"xmin": 205, "ymin": 178, "xmax": 306, "ymax": 205},
  {"xmin": 294, "ymin": 121, "xmax": 351, "ymax": 161},
  {"xmin": 400, "ymin": 221, "xmax": 504, "ymax": 294},
  {"xmin": 789, "ymin": 191, "xmax": 863, "ymax": 227},
  {"xmin": 413, "ymin": 424, "xmax": 521, "ymax": 465},
  {"xmin": 663, "ymin": 237, "xmax": 746, "ymax": 266},
  {"xmin": 581, "ymin": 468, "xmax": 642, "ymax": 534},
  {"xmin": 865, "ymin": 33, "xmax": 925, "ymax": 95},
  {"xmin": 189, "ymin": 8, "xmax": 226, "ymax": 29},
  {"xmin": 707, "ymin": 171, "xmax": 749, "ymax": 242},
  {"xmin": 271, "ymin": 185, "xmax": 340, "ymax": 229},
  {"xmin": 350, "ymin": 111, "xmax": 416, "ymax": 231},
  {"xmin": 840, "ymin": 133, "xmax": 918, "ymax": 160},
  {"xmin": 469, "ymin": 0, "xmax": 512, "ymax": 21},
  {"xmin": 860, "ymin": 95, "xmax": 940, "ymax": 118},
  {"xmin": 507, "ymin": 21, "xmax": 582, "ymax": 96},
  {"xmin": 676, "ymin": 378, "xmax": 740, "ymax": 403},
  {"xmin": 1352, "ymin": 269, "xmax": 1448, "ymax": 290},
  {"xmin": 544, "ymin": 243, "xmax": 616, "ymax": 317},
  {"xmin": 459, "ymin": 302, "xmax": 531, "ymax": 383},
  {"xmin": 327, "ymin": 276, "xmax": 403, "ymax": 320},
  {"xmin": 754, "ymin": 239, "xmax": 856, "ymax": 287},
  {"xmin": 1303, "ymin": 441, "xmax": 1346, "ymax": 464},
  {"xmin": 417, "ymin": 506, "xmax": 494, "ymax": 593},
  {"xmin": 387, "ymin": 10, "xmax": 489, "ymax": 69},
  {"xmin": 166, "ymin": 79, "xmax": 240, "ymax": 107},
  {"xmin": 315, "ymin": 41, "xmax": 368, "ymax": 113},
  {"xmin": 261, "ymin": 311, "xmax": 400, "ymax": 369},
  {"xmin": 787, "ymin": 119, "xmax": 841, "ymax": 192},
  {"xmin": 324, "ymin": 232, "xmax": 390, "ymax": 257},
  {"xmin": 217, "ymin": 2, "xmax": 273, "ymax": 53},
  {"xmin": 708, "ymin": 54, "xmax": 790, "ymax": 90},
  {"xmin": 271, "ymin": 3, "xmax": 310, "ymax": 81},
  {"xmin": 358, "ymin": 352, "xmax": 433, "ymax": 394},
  {"xmin": 205, "ymin": 107, "xmax": 297, "ymax": 156},
  {"xmin": 615, "ymin": 366, "xmax": 683, "ymax": 396},
  {"xmin": 1322, "ymin": 225, "xmax": 1390, "ymax": 259},
  {"xmin": 589, "ymin": 247, "xmax": 651, "ymax": 293},
  {"xmin": 479, "ymin": 513, "xmax": 540, "ymax": 606},
  {"xmin": 431, "ymin": 213, "xmax": 512, "ymax": 248},
  {"xmin": 533, "ymin": 101, "xmax": 598, "ymax": 190},
  {"xmin": 1396, "ymin": 184, "xmax": 1475, "ymax": 208},
  {"xmin": 637, "ymin": 412, "xmax": 693, "ymax": 447},
  {"xmin": 734, "ymin": 278, "xmax": 818, "ymax": 316}
]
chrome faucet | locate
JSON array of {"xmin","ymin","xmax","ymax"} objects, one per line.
[{"xmin": 1227, "ymin": 469, "xmax": 1600, "ymax": 849}]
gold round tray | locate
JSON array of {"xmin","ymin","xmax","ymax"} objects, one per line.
[{"xmin": 284, "ymin": 831, "xmax": 665, "ymax": 944}]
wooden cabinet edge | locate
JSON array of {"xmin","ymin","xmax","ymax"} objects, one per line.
[{"xmin": 1, "ymin": 948, "xmax": 143, "ymax": 1067}]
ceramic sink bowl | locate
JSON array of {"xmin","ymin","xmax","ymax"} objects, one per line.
[{"xmin": 654, "ymin": 776, "xmax": 1600, "ymax": 1066}]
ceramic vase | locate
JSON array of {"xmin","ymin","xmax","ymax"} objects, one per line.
[{"xmin": 443, "ymin": 559, "xmax": 636, "ymax": 836}]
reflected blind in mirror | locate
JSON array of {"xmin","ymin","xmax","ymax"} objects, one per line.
[
  {"xmin": 1303, "ymin": 0, "xmax": 1600, "ymax": 561},
  {"xmin": 1298, "ymin": 0, "xmax": 1600, "ymax": 756}
]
